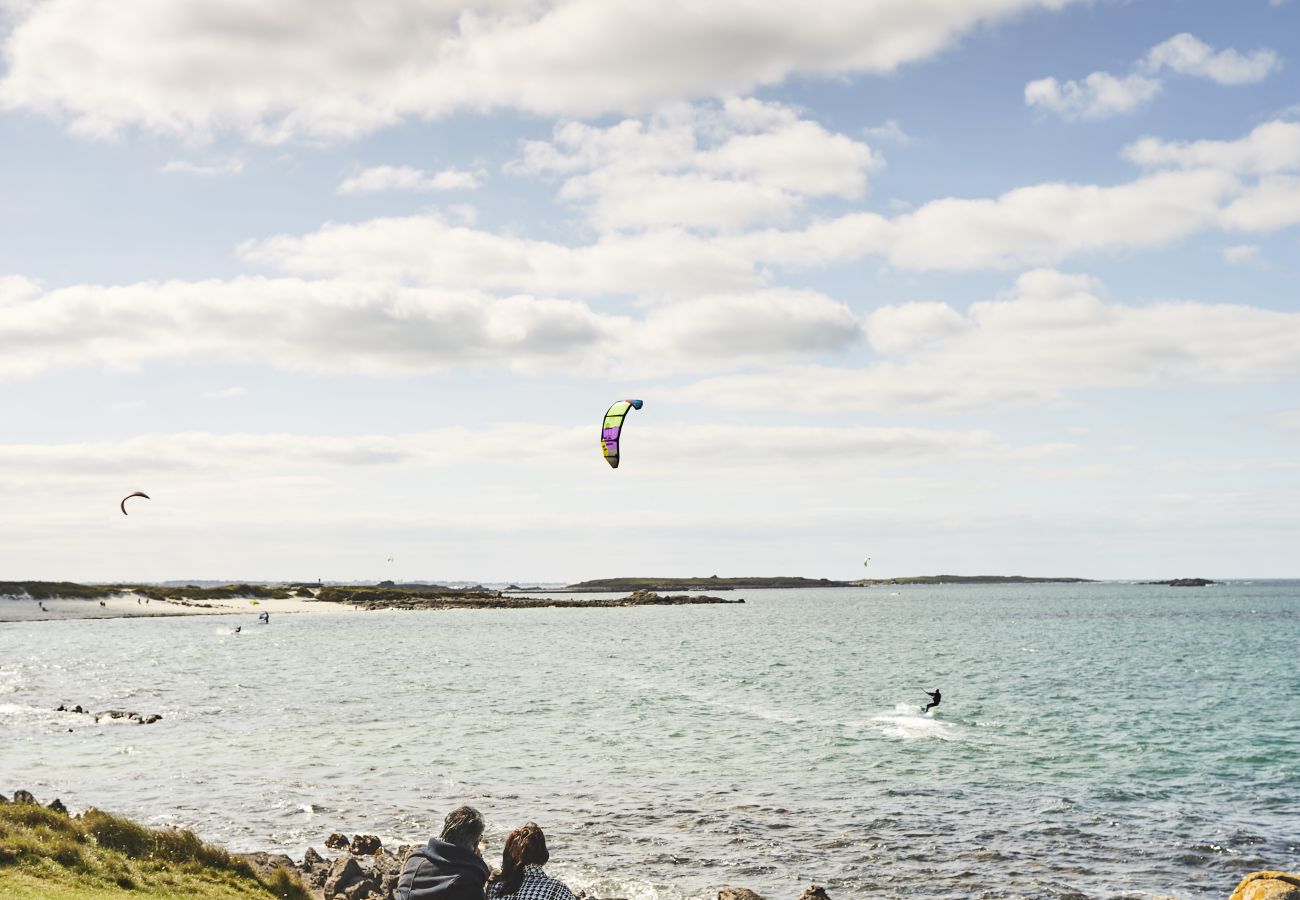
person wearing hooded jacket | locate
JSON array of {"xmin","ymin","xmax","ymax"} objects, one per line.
[{"xmin": 396, "ymin": 805, "xmax": 491, "ymax": 900}]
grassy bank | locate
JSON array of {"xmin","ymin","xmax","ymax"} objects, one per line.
[{"xmin": 0, "ymin": 798, "xmax": 307, "ymax": 900}]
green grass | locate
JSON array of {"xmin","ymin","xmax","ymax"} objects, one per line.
[{"xmin": 0, "ymin": 802, "xmax": 309, "ymax": 900}]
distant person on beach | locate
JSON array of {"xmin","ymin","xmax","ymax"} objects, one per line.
[
  {"xmin": 396, "ymin": 805, "xmax": 490, "ymax": 900},
  {"xmin": 486, "ymin": 823, "xmax": 576, "ymax": 900},
  {"xmin": 921, "ymin": 688, "xmax": 941, "ymax": 713}
]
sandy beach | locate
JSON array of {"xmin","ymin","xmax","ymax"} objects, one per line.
[{"xmin": 0, "ymin": 590, "xmax": 358, "ymax": 623}]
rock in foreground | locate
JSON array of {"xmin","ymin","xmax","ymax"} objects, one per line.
[{"xmin": 1230, "ymin": 872, "xmax": 1300, "ymax": 900}]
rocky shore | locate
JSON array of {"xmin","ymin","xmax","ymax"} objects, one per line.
[
  {"xmin": 329, "ymin": 587, "xmax": 744, "ymax": 611},
  {"xmin": 1, "ymin": 789, "xmax": 825, "ymax": 900},
  {"xmin": 4, "ymin": 789, "xmax": 1297, "ymax": 900}
]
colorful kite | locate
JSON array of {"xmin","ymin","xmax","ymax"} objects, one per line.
[{"xmin": 601, "ymin": 399, "xmax": 643, "ymax": 468}]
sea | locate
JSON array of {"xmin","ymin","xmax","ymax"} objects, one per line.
[{"xmin": 1, "ymin": 582, "xmax": 1297, "ymax": 899}]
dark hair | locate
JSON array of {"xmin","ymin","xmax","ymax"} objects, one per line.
[
  {"xmin": 440, "ymin": 806, "xmax": 485, "ymax": 849},
  {"xmin": 490, "ymin": 823, "xmax": 549, "ymax": 897}
]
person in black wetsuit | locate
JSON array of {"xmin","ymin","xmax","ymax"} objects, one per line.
[{"xmin": 921, "ymin": 688, "xmax": 941, "ymax": 713}]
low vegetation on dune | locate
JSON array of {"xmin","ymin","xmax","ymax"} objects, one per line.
[{"xmin": 0, "ymin": 797, "xmax": 308, "ymax": 900}]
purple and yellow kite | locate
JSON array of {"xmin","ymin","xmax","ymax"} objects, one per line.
[{"xmin": 601, "ymin": 399, "xmax": 643, "ymax": 468}]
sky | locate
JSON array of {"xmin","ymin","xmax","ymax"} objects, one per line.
[{"xmin": 1, "ymin": 0, "xmax": 1299, "ymax": 583}]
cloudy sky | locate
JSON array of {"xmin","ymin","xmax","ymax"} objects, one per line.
[{"xmin": 1, "ymin": 0, "xmax": 1298, "ymax": 583}]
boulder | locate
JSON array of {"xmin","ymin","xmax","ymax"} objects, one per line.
[
  {"xmin": 719, "ymin": 890, "xmax": 765, "ymax": 900},
  {"xmin": 302, "ymin": 846, "xmax": 325, "ymax": 870},
  {"xmin": 236, "ymin": 851, "xmax": 298, "ymax": 882},
  {"xmin": 798, "ymin": 887, "xmax": 832, "ymax": 900},
  {"xmin": 12, "ymin": 790, "xmax": 37, "ymax": 805},
  {"xmin": 0, "ymin": 793, "xmax": 8, "ymax": 804},
  {"xmin": 1230, "ymin": 872, "xmax": 1300, "ymax": 900},
  {"xmin": 46, "ymin": 798, "xmax": 67, "ymax": 815},
  {"xmin": 343, "ymin": 877, "xmax": 381, "ymax": 899},
  {"xmin": 350, "ymin": 833, "xmax": 383, "ymax": 855},
  {"xmin": 325, "ymin": 832, "xmax": 351, "ymax": 850},
  {"xmin": 323, "ymin": 855, "xmax": 366, "ymax": 898}
]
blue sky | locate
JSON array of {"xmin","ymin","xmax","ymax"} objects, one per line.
[{"xmin": 1, "ymin": 0, "xmax": 1298, "ymax": 582}]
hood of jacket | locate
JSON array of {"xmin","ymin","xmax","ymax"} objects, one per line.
[{"xmin": 410, "ymin": 837, "xmax": 490, "ymax": 881}]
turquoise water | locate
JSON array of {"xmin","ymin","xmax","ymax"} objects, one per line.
[{"xmin": 2, "ymin": 583, "xmax": 1298, "ymax": 899}]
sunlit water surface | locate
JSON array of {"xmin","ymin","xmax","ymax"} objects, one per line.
[{"xmin": 2, "ymin": 583, "xmax": 1298, "ymax": 899}]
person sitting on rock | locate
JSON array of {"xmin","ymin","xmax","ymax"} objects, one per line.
[
  {"xmin": 396, "ymin": 805, "xmax": 490, "ymax": 900},
  {"xmin": 486, "ymin": 823, "xmax": 576, "ymax": 900}
]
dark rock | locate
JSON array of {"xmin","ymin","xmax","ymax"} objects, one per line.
[
  {"xmin": 1143, "ymin": 578, "xmax": 1217, "ymax": 587},
  {"xmin": 90, "ymin": 709, "xmax": 162, "ymax": 724},
  {"xmin": 236, "ymin": 851, "xmax": 298, "ymax": 882},
  {"xmin": 46, "ymin": 798, "xmax": 68, "ymax": 815},
  {"xmin": 719, "ymin": 890, "xmax": 765, "ymax": 900},
  {"xmin": 12, "ymin": 790, "xmax": 37, "ymax": 805},
  {"xmin": 323, "ymin": 855, "xmax": 366, "ymax": 898},
  {"xmin": 325, "ymin": 832, "xmax": 351, "ymax": 850},
  {"xmin": 798, "ymin": 887, "xmax": 832, "ymax": 900},
  {"xmin": 350, "ymin": 833, "xmax": 383, "ymax": 855},
  {"xmin": 0, "ymin": 792, "xmax": 8, "ymax": 804},
  {"xmin": 343, "ymin": 877, "xmax": 381, "ymax": 899},
  {"xmin": 302, "ymin": 846, "xmax": 326, "ymax": 870}
]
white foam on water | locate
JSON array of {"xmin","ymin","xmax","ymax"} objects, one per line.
[{"xmin": 870, "ymin": 702, "xmax": 957, "ymax": 741}]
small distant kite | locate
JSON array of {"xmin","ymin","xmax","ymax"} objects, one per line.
[
  {"xmin": 386, "ymin": 556, "xmax": 395, "ymax": 563},
  {"xmin": 863, "ymin": 557, "xmax": 871, "ymax": 567},
  {"xmin": 120, "ymin": 491, "xmax": 150, "ymax": 515},
  {"xmin": 601, "ymin": 399, "xmax": 643, "ymax": 469}
]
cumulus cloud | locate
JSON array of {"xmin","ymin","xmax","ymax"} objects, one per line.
[
  {"xmin": 1024, "ymin": 72, "xmax": 1161, "ymax": 120},
  {"xmin": 237, "ymin": 115, "xmax": 1300, "ymax": 282},
  {"xmin": 0, "ymin": 276, "xmax": 861, "ymax": 380},
  {"xmin": 1141, "ymin": 33, "xmax": 1281, "ymax": 85},
  {"xmin": 337, "ymin": 165, "xmax": 481, "ymax": 195},
  {"xmin": 675, "ymin": 269, "xmax": 1300, "ymax": 412},
  {"xmin": 513, "ymin": 100, "xmax": 881, "ymax": 231},
  {"xmin": 241, "ymin": 213, "xmax": 767, "ymax": 296},
  {"xmin": 0, "ymin": 0, "xmax": 1079, "ymax": 141},
  {"xmin": 1027, "ymin": 32, "xmax": 1279, "ymax": 121},
  {"xmin": 160, "ymin": 158, "xmax": 244, "ymax": 176},
  {"xmin": 1123, "ymin": 121, "xmax": 1300, "ymax": 175}
]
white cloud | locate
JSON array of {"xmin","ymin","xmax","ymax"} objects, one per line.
[
  {"xmin": 1222, "ymin": 244, "xmax": 1262, "ymax": 265},
  {"xmin": 337, "ymin": 165, "xmax": 481, "ymax": 195},
  {"xmin": 675, "ymin": 269, "xmax": 1300, "ymax": 412},
  {"xmin": 0, "ymin": 0, "xmax": 1079, "ymax": 141},
  {"xmin": 1024, "ymin": 72, "xmax": 1161, "ymax": 120},
  {"xmin": 240, "ymin": 117, "xmax": 1300, "ymax": 283},
  {"xmin": 0, "ymin": 423, "xmax": 1068, "ymax": 481},
  {"xmin": 160, "ymin": 158, "xmax": 244, "ymax": 176},
  {"xmin": 515, "ymin": 101, "xmax": 880, "ymax": 231},
  {"xmin": 1141, "ymin": 32, "xmax": 1281, "ymax": 85},
  {"xmin": 863, "ymin": 120, "xmax": 912, "ymax": 144},
  {"xmin": 1123, "ymin": 121, "xmax": 1300, "ymax": 174},
  {"xmin": 0, "ymin": 276, "xmax": 860, "ymax": 380},
  {"xmin": 202, "ymin": 386, "xmax": 247, "ymax": 400},
  {"xmin": 241, "ymin": 214, "xmax": 767, "ymax": 296},
  {"xmin": 1027, "ymin": 32, "xmax": 1279, "ymax": 121}
]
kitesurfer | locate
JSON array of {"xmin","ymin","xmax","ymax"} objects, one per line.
[
  {"xmin": 234, "ymin": 626, "xmax": 241, "ymax": 634},
  {"xmin": 258, "ymin": 611, "xmax": 269, "ymax": 624},
  {"xmin": 921, "ymin": 688, "xmax": 941, "ymax": 713}
]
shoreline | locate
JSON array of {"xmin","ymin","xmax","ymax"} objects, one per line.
[
  {"xmin": 0, "ymin": 591, "xmax": 360, "ymax": 624},
  {"xmin": 0, "ymin": 587, "xmax": 742, "ymax": 624}
]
